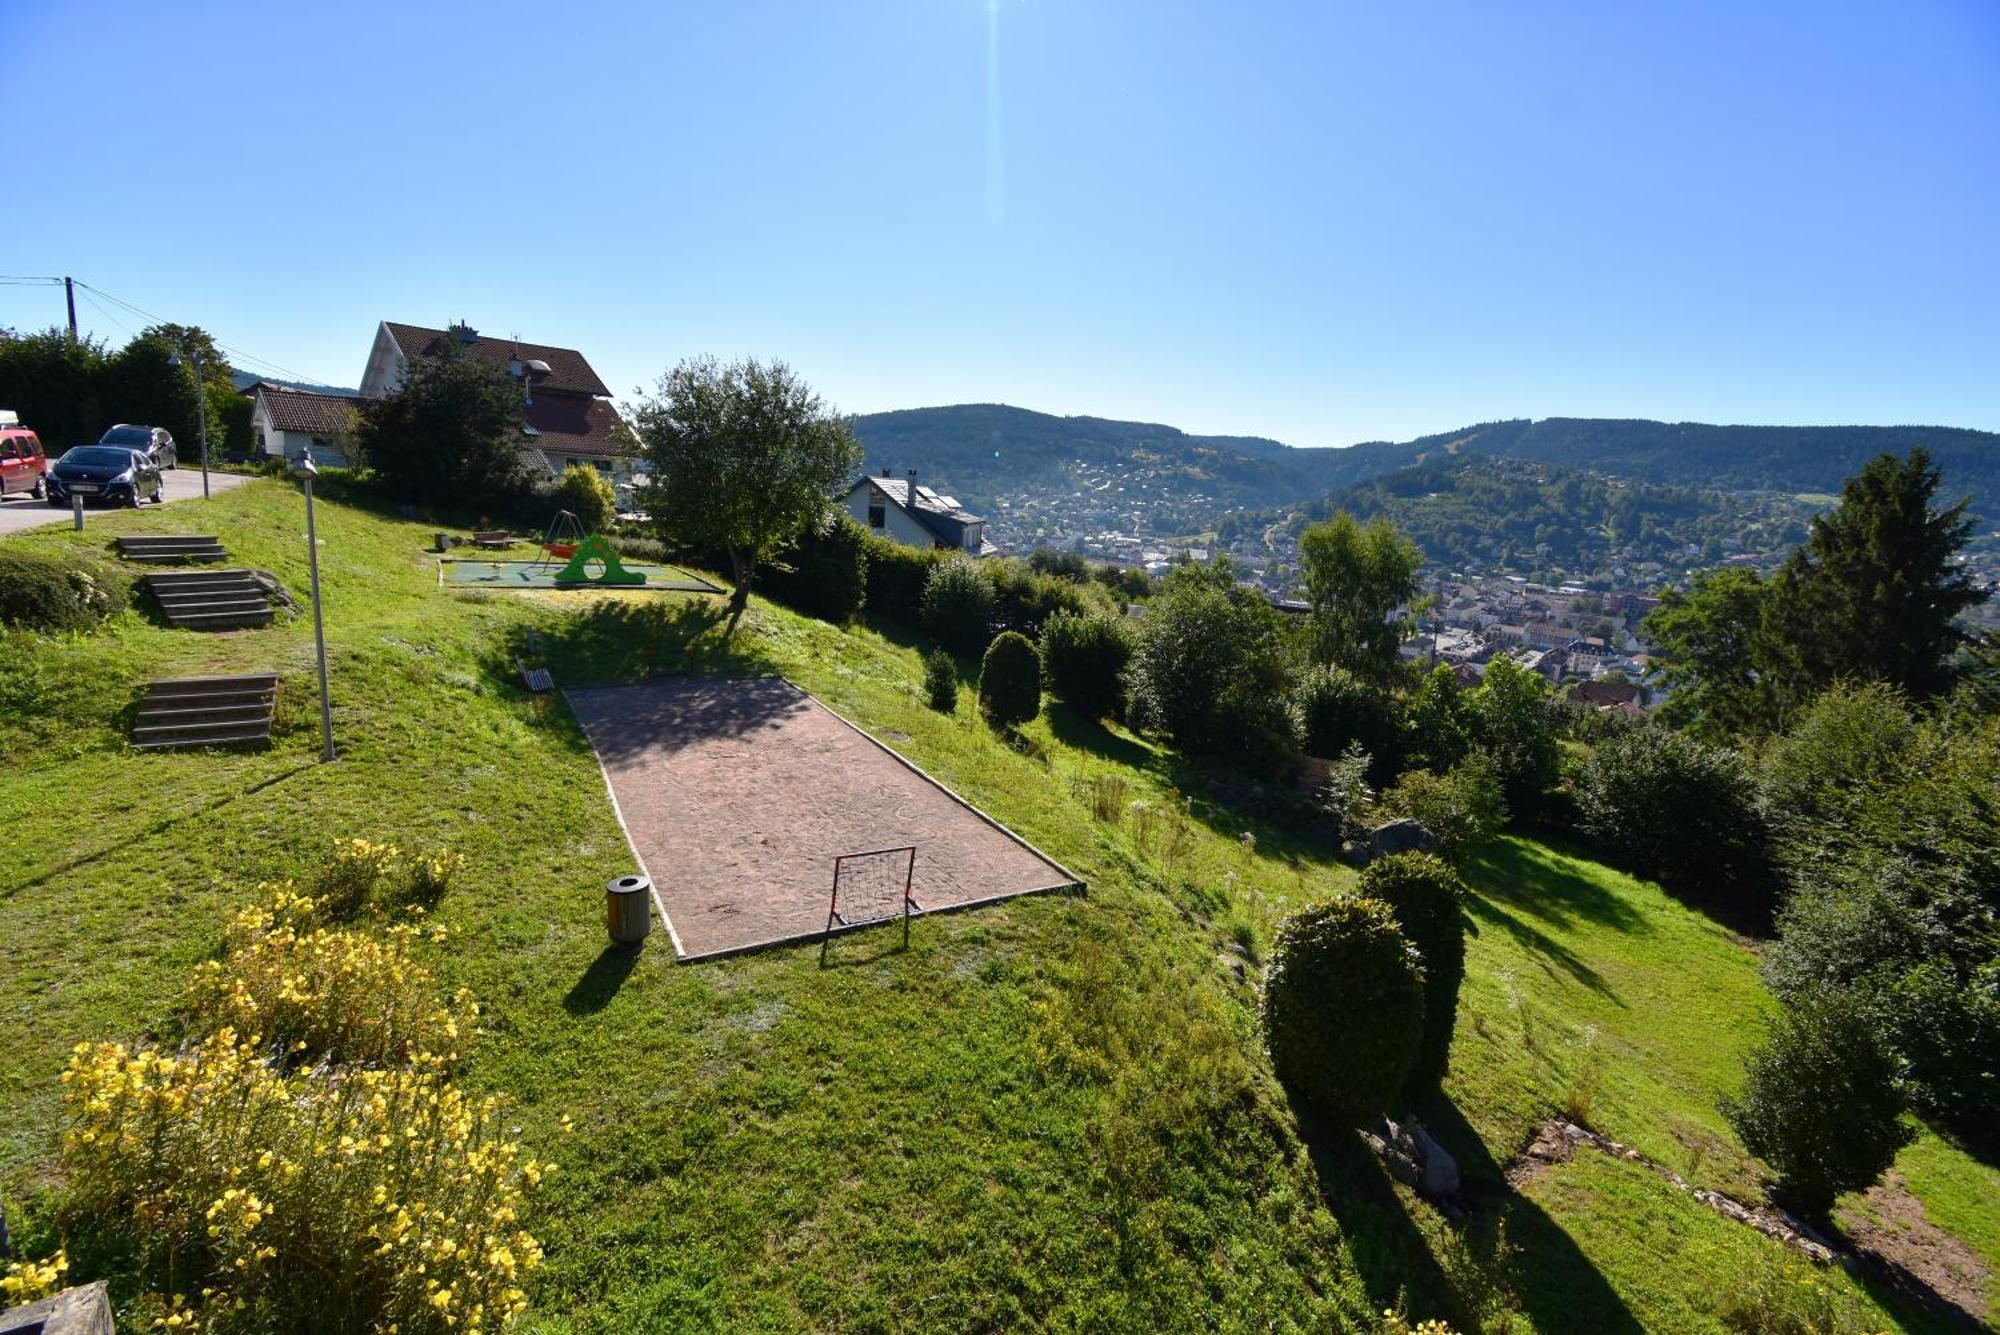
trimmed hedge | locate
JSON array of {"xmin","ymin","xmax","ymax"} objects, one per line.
[
  {"xmin": 987, "ymin": 561, "xmax": 1091, "ymax": 639},
  {"xmin": 1262, "ymin": 896, "xmax": 1425, "ymax": 1126},
  {"xmin": 1358, "ymin": 854, "xmax": 1468, "ymax": 1095},
  {"xmin": 764, "ymin": 514, "xmax": 869, "ymax": 624},
  {"xmin": 978, "ymin": 631, "xmax": 1041, "ymax": 728},
  {"xmin": 0, "ymin": 547, "xmax": 130, "ymax": 632},
  {"xmin": 922, "ymin": 559, "xmax": 997, "ymax": 655},
  {"xmin": 1289, "ymin": 663, "xmax": 1397, "ymax": 778},
  {"xmin": 1577, "ymin": 724, "xmax": 1769, "ymax": 898},
  {"xmin": 860, "ymin": 532, "xmax": 939, "ymax": 626},
  {"xmin": 1039, "ymin": 611, "xmax": 1132, "ymax": 721}
]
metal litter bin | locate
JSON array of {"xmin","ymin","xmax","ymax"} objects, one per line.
[{"xmin": 607, "ymin": 874, "xmax": 652, "ymax": 945}]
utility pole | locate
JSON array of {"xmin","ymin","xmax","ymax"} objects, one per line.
[{"xmin": 63, "ymin": 277, "xmax": 76, "ymax": 349}]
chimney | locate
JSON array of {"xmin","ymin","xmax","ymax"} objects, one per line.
[
  {"xmin": 449, "ymin": 320, "xmax": 478, "ymax": 344},
  {"xmin": 907, "ymin": 468, "xmax": 919, "ymax": 505}
]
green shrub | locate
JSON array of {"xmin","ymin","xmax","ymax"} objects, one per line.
[
  {"xmin": 1314, "ymin": 742, "xmax": 1375, "ymax": 842},
  {"xmin": 1039, "ymin": 611, "xmax": 1132, "ymax": 721},
  {"xmin": 988, "ymin": 559, "xmax": 1091, "ymax": 638},
  {"xmin": 1378, "ymin": 754, "xmax": 1507, "ymax": 862},
  {"xmin": 1128, "ymin": 577, "xmax": 1292, "ymax": 768},
  {"xmin": 1403, "ymin": 663, "xmax": 1474, "ymax": 773},
  {"xmin": 1470, "ymin": 657, "xmax": 1562, "ymax": 813},
  {"xmin": 1289, "ymin": 662, "xmax": 1396, "ymax": 773},
  {"xmin": 764, "ymin": 513, "xmax": 868, "ymax": 624},
  {"xmin": 1756, "ymin": 681, "xmax": 1915, "ymax": 836},
  {"xmin": 1262, "ymin": 896, "xmax": 1425, "ymax": 1126},
  {"xmin": 1026, "ymin": 547, "xmax": 1089, "ymax": 581},
  {"xmin": 1722, "ymin": 989, "xmax": 1912, "ymax": 1219},
  {"xmin": 0, "ymin": 546, "xmax": 129, "ymax": 632},
  {"xmin": 923, "ymin": 648, "xmax": 958, "ymax": 714},
  {"xmin": 1578, "ymin": 724, "xmax": 1769, "ymax": 899},
  {"xmin": 1359, "ymin": 854, "xmax": 1468, "ymax": 1095},
  {"xmin": 921, "ymin": 558, "xmax": 997, "ymax": 654},
  {"xmin": 860, "ymin": 532, "xmax": 939, "ymax": 626},
  {"xmin": 978, "ymin": 630, "xmax": 1041, "ymax": 728},
  {"xmin": 556, "ymin": 463, "xmax": 618, "ymax": 533}
]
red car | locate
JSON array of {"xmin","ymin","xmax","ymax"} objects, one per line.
[{"xmin": 0, "ymin": 415, "xmax": 49, "ymax": 500}]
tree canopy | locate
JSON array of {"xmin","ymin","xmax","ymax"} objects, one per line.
[
  {"xmin": 354, "ymin": 342, "xmax": 527, "ymax": 511},
  {"xmin": 1298, "ymin": 511, "xmax": 1423, "ymax": 685},
  {"xmin": 635, "ymin": 357, "xmax": 862, "ymax": 633}
]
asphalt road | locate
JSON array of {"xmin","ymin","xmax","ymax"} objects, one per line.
[{"xmin": 0, "ymin": 466, "xmax": 253, "ymax": 537}]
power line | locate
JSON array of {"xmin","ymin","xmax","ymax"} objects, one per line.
[
  {"xmin": 72, "ymin": 280, "xmax": 326, "ymax": 385},
  {"xmin": 76, "ymin": 287, "xmax": 139, "ymax": 341}
]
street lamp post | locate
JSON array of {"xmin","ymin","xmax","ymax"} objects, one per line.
[
  {"xmin": 167, "ymin": 349, "xmax": 213, "ymax": 498},
  {"xmin": 289, "ymin": 450, "xmax": 335, "ymax": 762}
]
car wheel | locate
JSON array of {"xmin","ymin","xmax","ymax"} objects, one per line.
[{"xmin": 30, "ymin": 477, "xmax": 44, "ymax": 500}]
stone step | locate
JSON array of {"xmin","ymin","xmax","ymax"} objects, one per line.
[
  {"xmin": 136, "ymin": 701, "xmax": 275, "ymax": 726},
  {"xmin": 169, "ymin": 609, "xmax": 275, "ymax": 631},
  {"xmin": 154, "ymin": 596, "xmax": 270, "ymax": 616},
  {"xmin": 142, "ymin": 692, "xmax": 277, "ymax": 715},
  {"xmin": 132, "ymin": 719, "xmax": 274, "ymax": 750},
  {"xmin": 142, "ymin": 672, "xmax": 279, "ymax": 695},
  {"xmin": 145, "ymin": 571, "xmax": 259, "ymax": 591},
  {"xmin": 118, "ymin": 533, "xmax": 225, "ymax": 553}
]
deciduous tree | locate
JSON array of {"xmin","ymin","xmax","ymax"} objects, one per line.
[
  {"xmin": 1298, "ymin": 511, "xmax": 1425, "ymax": 685},
  {"xmin": 635, "ymin": 357, "xmax": 861, "ymax": 634}
]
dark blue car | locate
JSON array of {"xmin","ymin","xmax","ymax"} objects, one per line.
[{"xmin": 45, "ymin": 445, "xmax": 164, "ymax": 508}]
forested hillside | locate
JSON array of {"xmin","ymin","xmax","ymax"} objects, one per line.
[{"xmin": 1255, "ymin": 455, "xmax": 1820, "ymax": 575}]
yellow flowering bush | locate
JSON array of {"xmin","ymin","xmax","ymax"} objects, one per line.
[
  {"xmin": 1380, "ymin": 1315, "xmax": 1456, "ymax": 1335},
  {"xmin": 1, "ymin": 1248, "xmax": 68, "ymax": 1304},
  {"xmin": 313, "ymin": 837, "xmax": 400, "ymax": 919},
  {"xmin": 186, "ymin": 883, "xmax": 473, "ymax": 1068},
  {"xmin": 62, "ymin": 1030, "xmax": 545, "ymax": 1334}
]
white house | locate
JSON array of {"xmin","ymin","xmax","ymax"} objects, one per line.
[
  {"xmin": 843, "ymin": 472, "xmax": 995, "ymax": 556},
  {"xmin": 247, "ymin": 383, "xmax": 361, "ymax": 467},
  {"xmin": 358, "ymin": 320, "xmax": 636, "ymax": 487}
]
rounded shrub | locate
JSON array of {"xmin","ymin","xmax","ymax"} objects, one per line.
[
  {"xmin": 921, "ymin": 558, "xmax": 997, "ymax": 655},
  {"xmin": 1577, "ymin": 724, "xmax": 1769, "ymax": 897},
  {"xmin": 978, "ymin": 630, "xmax": 1041, "ymax": 728},
  {"xmin": 923, "ymin": 648, "xmax": 958, "ymax": 714},
  {"xmin": 0, "ymin": 546, "xmax": 130, "ymax": 632},
  {"xmin": 1262, "ymin": 896, "xmax": 1425, "ymax": 1126},
  {"xmin": 1359, "ymin": 853, "xmax": 1468, "ymax": 1094},
  {"xmin": 556, "ymin": 463, "xmax": 618, "ymax": 533},
  {"xmin": 1722, "ymin": 989, "xmax": 1912, "ymax": 1219},
  {"xmin": 1039, "ymin": 611, "xmax": 1132, "ymax": 721},
  {"xmin": 1289, "ymin": 663, "xmax": 1396, "ymax": 773}
]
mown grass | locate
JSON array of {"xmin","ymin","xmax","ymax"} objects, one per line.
[{"xmin": 0, "ymin": 478, "xmax": 1991, "ymax": 1332}]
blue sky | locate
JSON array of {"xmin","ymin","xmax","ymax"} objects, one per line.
[{"xmin": 3, "ymin": 1, "xmax": 1996, "ymax": 447}]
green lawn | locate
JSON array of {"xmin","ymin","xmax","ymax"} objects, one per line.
[{"xmin": 0, "ymin": 479, "xmax": 1991, "ymax": 1332}]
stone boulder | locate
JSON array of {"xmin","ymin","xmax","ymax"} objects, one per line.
[
  {"xmin": 1366, "ymin": 818, "xmax": 1439, "ymax": 863},
  {"xmin": 1, "ymin": 1280, "xmax": 114, "ymax": 1334}
]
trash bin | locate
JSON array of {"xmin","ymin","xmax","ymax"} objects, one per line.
[{"xmin": 607, "ymin": 874, "xmax": 652, "ymax": 945}]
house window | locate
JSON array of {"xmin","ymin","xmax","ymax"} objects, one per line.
[{"xmin": 867, "ymin": 501, "xmax": 885, "ymax": 529}]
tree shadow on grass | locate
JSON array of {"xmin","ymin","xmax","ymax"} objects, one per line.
[
  {"xmin": 1460, "ymin": 837, "xmax": 1648, "ymax": 936},
  {"xmin": 1423, "ymin": 1095, "xmax": 1648, "ymax": 1335},
  {"xmin": 563, "ymin": 943, "xmax": 643, "ymax": 1015},
  {"xmin": 1292, "ymin": 1089, "xmax": 1643, "ymax": 1333},
  {"xmin": 1462, "ymin": 893, "xmax": 1621, "ymax": 1000},
  {"xmin": 532, "ymin": 598, "xmax": 771, "ymax": 687},
  {"xmin": 1043, "ymin": 703, "xmax": 1160, "ymax": 773}
]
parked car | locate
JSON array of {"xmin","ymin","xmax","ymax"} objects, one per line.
[
  {"xmin": 98, "ymin": 423, "xmax": 178, "ymax": 470},
  {"xmin": 45, "ymin": 446, "xmax": 164, "ymax": 508},
  {"xmin": 0, "ymin": 414, "xmax": 49, "ymax": 500}
]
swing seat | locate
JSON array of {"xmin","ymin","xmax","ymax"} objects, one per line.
[{"xmin": 545, "ymin": 543, "xmax": 577, "ymax": 558}]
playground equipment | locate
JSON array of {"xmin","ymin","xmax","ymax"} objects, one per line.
[
  {"xmin": 533, "ymin": 509, "xmax": 588, "ymax": 571},
  {"xmin": 552, "ymin": 533, "xmax": 648, "ymax": 586}
]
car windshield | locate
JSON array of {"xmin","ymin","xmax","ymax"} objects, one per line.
[
  {"xmin": 63, "ymin": 447, "xmax": 135, "ymax": 468},
  {"xmin": 100, "ymin": 426, "xmax": 151, "ymax": 445}
]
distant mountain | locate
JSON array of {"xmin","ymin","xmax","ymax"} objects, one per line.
[
  {"xmin": 849, "ymin": 405, "xmax": 2000, "ymax": 535},
  {"xmin": 229, "ymin": 370, "xmax": 359, "ymax": 396}
]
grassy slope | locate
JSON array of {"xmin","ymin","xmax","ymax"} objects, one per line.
[{"xmin": 0, "ymin": 480, "xmax": 1990, "ymax": 1332}]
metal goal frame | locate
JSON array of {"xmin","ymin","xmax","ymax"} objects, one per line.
[{"xmin": 821, "ymin": 844, "xmax": 919, "ymax": 965}]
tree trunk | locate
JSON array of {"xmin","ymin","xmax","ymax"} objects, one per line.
[{"xmin": 725, "ymin": 549, "xmax": 755, "ymax": 636}]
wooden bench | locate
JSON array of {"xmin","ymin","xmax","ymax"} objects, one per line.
[{"xmin": 471, "ymin": 530, "xmax": 515, "ymax": 550}]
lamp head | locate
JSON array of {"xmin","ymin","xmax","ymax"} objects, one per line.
[{"xmin": 289, "ymin": 450, "xmax": 318, "ymax": 479}]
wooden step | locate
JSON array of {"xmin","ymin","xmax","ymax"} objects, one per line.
[
  {"xmin": 118, "ymin": 535, "xmax": 228, "ymax": 564},
  {"xmin": 133, "ymin": 720, "xmax": 274, "ymax": 750},
  {"xmin": 143, "ymin": 571, "xmax": 276, "ymax": 631},
  {"xmin": 133, "ymin": 673, "xmax": 278, "ymax": 750}
]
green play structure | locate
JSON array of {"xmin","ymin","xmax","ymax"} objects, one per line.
[{"xmin": 552, "ymin": 533, "xmax": 648, "ymax": 586}]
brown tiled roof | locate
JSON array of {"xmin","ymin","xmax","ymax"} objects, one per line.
[
  {"xmin": 383, "ymin": 322, "xmax": 612, "ymax": 398},
  {"xmin": 525, "ymin": 395, "xmax": 629, "ymax": 458},
  {"xmin": 256, "ymin": 385, "xmax": 361, "ymax": 435}
]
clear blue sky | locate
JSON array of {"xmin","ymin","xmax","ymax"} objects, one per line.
[{"xmin": 4, "ymin": 0, "xmax": 1996, "ymax": 447}]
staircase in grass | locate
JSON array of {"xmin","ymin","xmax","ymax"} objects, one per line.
[
  {"xmin": 143, "ymin": 569, "xmax": 276, "ymax": 631},
  {"xmin": 116, "ymin": 533, "xmax": 227, "ymax": 563},
  {"xmin": 132, "ymin": 672, "xmax": 277, "ymax": 750}
]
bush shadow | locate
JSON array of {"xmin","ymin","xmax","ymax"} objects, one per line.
[
  {"xmin": 535, "ymin": 597, "xmax": 767, "ymax": 686},
  {"xmin": 1461, "ymin": 893, "xmax": 1620, "ymax": 1000},
  {"xmin": 1043, "ymin": 704, "xmax": 1160, "ymax": 773}
]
